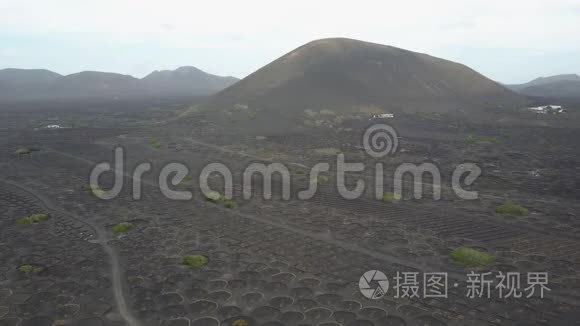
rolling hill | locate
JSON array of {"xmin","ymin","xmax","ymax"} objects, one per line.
[
  {"xmin": 0, "ymin": 67, "xmax": 239, "ymax": 102},
  {"xmin": 209, "ymin": 38, "xmax": 526, "ymax": 122},
  {"xmin": 507, "ymin": 74, "xmax": 580, "ymax": 98},
  {"xmin": 142, "ymin": 66, "xmax": 239, "ymax": 97},
  {"xmin": 0, "ymin": 68, "xmax": 62, "ymax": 85}
]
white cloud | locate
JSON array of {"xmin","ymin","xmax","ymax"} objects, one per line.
[
  {"xmin": 1, "ymin": 0, "xmax": 577, "ymax": 47},
  {"xmin": 0, "ymin": 0, "xmax": 578, "ymax": 81}
]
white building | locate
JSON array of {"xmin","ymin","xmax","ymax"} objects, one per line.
[
  {"xmin": 370, "ymin": 113, "xmax": 395, "ymax": 119},
  {"xmin": 527, "ymin": 105, "xmax": 565, "ymax": 114}
]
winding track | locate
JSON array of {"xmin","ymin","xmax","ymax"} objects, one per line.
[{"xmin": 0, "ymin": 178, "xmax": 141, "ymax": 326}]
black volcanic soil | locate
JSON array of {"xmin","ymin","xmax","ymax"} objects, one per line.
[{"xmin": 0, "ymin": 97, "xmax": 579, "ymax": 325}]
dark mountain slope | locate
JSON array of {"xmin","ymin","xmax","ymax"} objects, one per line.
[{"xmin": 210, "ymin": 38, "xmax": 526, "ymax": 116}]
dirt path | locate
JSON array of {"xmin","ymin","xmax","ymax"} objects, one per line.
[{"xmin": 0, "ymin": 179, "xmax": 141, "ymax": 326}]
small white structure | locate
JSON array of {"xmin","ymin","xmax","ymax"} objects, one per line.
[
  {"xmin": 527, "ymin": 105, "xmax": 565, "ymax": 114},
  {"xmin": 233, "ymin": 103, "xmax": 249, "ymax": 110},
  {"xmin": 45, "ymin": 124, "xmax": 62, "ymax": 129},
  {"xmin": 370, "ymin": 113, "xmax": 395, "ymax": 119}
]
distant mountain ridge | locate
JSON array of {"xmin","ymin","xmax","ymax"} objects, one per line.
[
  {"xmin": 142, "ymin": 66, "xmax": 239, "ymax": 96},
  {"xmin": 0, "ymin": 68, "xmax": 62, "ymax": 85},
  {"xmin": 507, "ymin": 74, "xmax": 580, "ymax": 98},
  {"xmin": 0, "ymin": 67, "xmax": 239, "ymax": 102}
]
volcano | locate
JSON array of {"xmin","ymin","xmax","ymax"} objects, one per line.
[{"xmin": 209, "ymin": 38, "xmax": 526, "ymax": 121}]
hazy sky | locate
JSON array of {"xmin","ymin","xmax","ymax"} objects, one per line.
[{"xmin": 1, "ymin": 0, "xmax": 579, "ymax": 83}]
